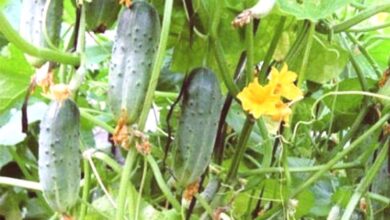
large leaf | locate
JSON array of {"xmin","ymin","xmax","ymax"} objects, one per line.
[
  {"xmin": 294, "ymin": 35, "xmax": 349, "ymax": 83},
  {"xmin": 368, "ymin": 40, "xmax": 390, "ymax": 70},
  {"xmin": 0, "ymin": 45, "xmax": 33, "ymax": 114},
  {"xmin": 0, "ymin": 102, "xmax": 47, "ymax": 146},
  {"xmin": 277, "ymin": 0, "xmax": 351, "ymax": 21}
]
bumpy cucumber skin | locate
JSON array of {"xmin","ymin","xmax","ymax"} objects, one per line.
[
  {"xmin": 38, "ymin": 99, "xmax": 80, "ymax": 213},
  {"xmin": 84, "ymin": 0, "xmax": 121, "ymax": 33},
  {"xmin": 20, "ymin": 0, "xmax": 63, "ymax": 67},
  {"xmin": 173, "ymin": 68, "xmax": 223, "ymax": 187},
  {"xmin": 108, "ymin": 1, "xmax": 161, "ymax": 124}
]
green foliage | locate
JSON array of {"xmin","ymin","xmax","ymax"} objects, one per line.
[
  {"xmin": 0, "ymin": 45, "xmax": 33, "ymax": 114},
  {"xmin": 277, "ymin": 0, "xmax": 351, "ymax": 21}
]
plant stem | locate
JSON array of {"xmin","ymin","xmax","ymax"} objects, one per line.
[
  {"xmin": 284, "ymin": 21, "xmax": 309, "ymax": 64},
  {"xmin": 297, "ymin": 21, "xmax": 315, "ymax": 88},
  {"xmin": 341, "ymin": 139, "xmax": 389, "ymax": 220},
  {"xmin": 348, "ymin": 21, "xmax": 390, "ymax": 32},
  {"xmin": 212, "ymin": 39, "xmax": 240, "ymax": 96},
  {"xmin": 240, "ymin": 161, "xmax": 362, "ymax": 176},
  {"xmin": 259, "ymin": 16, "xmax": 287, "ymax": 83},
  {"xmin": 89, "ymin": 151, "xmax": 122, "ymax": 173},
  {"xmin": 258, "ymin": 113, "xmax": 390, "ymax": 219},
  {"xmin": 350, "ymin": 54, "xmax": 368, "ymax": 92},
  {"xmin": 194, "ymin": 194, "xmax": 213, "ymax": 217},
  {"xmin": 367, "ymin": 192, "xmax": 390, "ymax": 205},
  {"xmin": 69, "ymin": 4, "xmax": 87, "ymax": 92},
  {"xmin": 326, "ymin": 103, "xmax": 369, "ymax": 160},
  {"xmin": 0, "ymin": 11, "xmax": 80, "ymax": 65},
  {"xmin": 79, "ymin": 110, "xmax": 114, "ymax": 133},
  {"xmin": 79, "ymin": 159, "xmax": 91, "ymax": 220},
  {"xmin": 135, "ymin": 158, "xmax": 148, "ymax": 220},
  {"xmin": 137, "ymin": 0, "xmax": 173, "ymax": 130},
  {"xmin": 245, "ymin": 21, "xmax": 254, "ymax": 83},
  {"xmin": 225, "ymin": 117, "xmax": 255, "ymax": 183},
  {"xmin": 331, "ymin": 3, "xmax": 390, "ymax": 33},
  {"xmin": 146, "ymin": 155, "xmax": 181, "ymax": 211},
  {"xmin": 257, "ymin": 119, "xmax": 273, "ymax": 168},
  {"xmin": 154, "ymin": 91, "xmax": 178, "ymax": 99},
  {"xmin": 346, "ymin": 33, "xmax": 382, "ymax": 78},
  {"xmin": 0, "ymin": 176, "xmax": 41, "ymax": 191},
  {"xmin": 115, "ymin": 148, "xmax": 137, "ymax": 220}
]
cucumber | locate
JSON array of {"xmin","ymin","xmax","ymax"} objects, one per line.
[
  {"xmin": 20, "ymin": 0, "xmax": 63, "ymax": 67},
  {"xmin": 108, "ymin": 1, "xmax": 161, "ymax": 124},
  {"xmin": 38, "ymin": 99, "xmax": 80, "ymax": 213},
  {"xmin": 79, "ymin": 0, "xmax": 121, "ymax": 33},
  {"xmin": 172, "ymin": 68, "xmax": 223, "ymax": 187}
]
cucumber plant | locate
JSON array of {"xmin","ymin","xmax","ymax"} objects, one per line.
[{"xmin": 0, "ymin": 0, "xmax": 389, "ymax": 219}]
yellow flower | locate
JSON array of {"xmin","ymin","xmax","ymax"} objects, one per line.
[
  {"xmin": 237, "ymin": 79, "xmax": 280, "ymax": 119},
  {"xmin": 269, "ymin": 101, "xmax": 292, "ymax": 124},
  {"xmin": 268, "ymin": 64, "xmax": 303, "ymax": 101}
]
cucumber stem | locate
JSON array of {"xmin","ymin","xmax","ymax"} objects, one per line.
[
  {"xmin": 212, "ymin": 40, "xmax": 241, "ymax": 95},
  {"xmin": 325, "ymin": 3, "xmax": 390, "ymax": 33},
  {"xmin": 240, "ymin": 161, "xmax": 362, "ymax": 176},
  {"xmin": 258, "ymin": 16, "xmax": 287, "ymax": 83},
  {"xmin": 297, "ymin": 21, "xmax": 315, "ymax": 88},
  {"xmin": 348, "ymin": 21, "xmax": 390, "ymax": 33},
  {"xmin": 346, "ymin": 32, "xmax": 382, "ymax": 78},
  {"xmin": 146, "ymin": 155, "xmax": 181, "ymax": 211},
  {"xmin": 0, "ymin": 11, "xmax": 80, "ymax": 65},
  {"xmin": 79, "ymin": 159, "xmax": 91, "ymax": 220},
  {"xmin": 225, "ymin": 117, "xmax": 255, "ymax": 183},
  {"xmin": 245, "ymin": 21, "xmax": 254, "ymax": 83},
  {"xmin": 0, "ymin": 176, "xmax": 41, "ymax": 191}
]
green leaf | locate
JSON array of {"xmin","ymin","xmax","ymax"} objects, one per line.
[
  {"xmin": 0, "ymin": 191, "xmax": 23, "ymax": 220},
  {"xmin": 277, "ymin": 0, "xmax": 351, "ymax": 21},
  {"xmin": 332, "ymin": 186, "xmax": 353, "ymax": 208},
  {"xmin": 378, "ymin": 79, "xmax": 390, "ymax": 106},
  {"xmin": 0, "ymin": 146, "xmax": 12, "ymax": 169},
  {"xmin": 293, "ymin": 35, "xmax": 349, "ymax": 83},
  {"xmin": 368, "ymin": 40, "xmax": 390, "ymax": 70},
  {"xmin": 0, "ymin": 102, "xmax": 47, "ymax": 146},
  {"xmin": 0, "ymin": 45, "xmax": 34, "ymax": 114},
  {"xmin": 295, "ymin": 190, "xmax": 315, "ymax": 218},
  {"xmin": 323, "ymin": 78, "xmax": 376, "ymax": 114}
]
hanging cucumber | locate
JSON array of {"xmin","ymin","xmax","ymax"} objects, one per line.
[
  {"xmin": 172, "ymin": 68, "xmax": 223, "ymax": 188},
  {"xmin": 20, "ymin": 0, "xmax": 63, "ymax": 67},
  {"xmin": 108, "ymin": 1, "xmax": 160, "ymax": 125},
  {"xmin": 38, "ymin": 97, "xmax": 80, "ymax": 214},
  {"xmin": 84, "ymin": 0, "xmax": 121, "ymax": 33}
]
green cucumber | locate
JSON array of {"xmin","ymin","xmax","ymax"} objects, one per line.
[
  {"xmin": 172, "ymin": 68, "xmax": 223, "ymax": 187},
  {"xmin": 38, "ymin": 99, "xmax": 80, "ymax": 213},
  {"xmin": 108, "ymin": 1, "xmax": 160, "ymax": 124},
  {"xmin": 20, "ymin": 0, "xmax": 63, "ymax": 67},
  {"xmin": 84, "ymin": 0, "xmax": 121, "ymax": 33}
]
